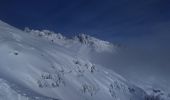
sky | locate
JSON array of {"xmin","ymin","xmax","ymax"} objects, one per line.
[{"xmin": 0, "ymin": 0, "xmax": 170, "ymax": 42}]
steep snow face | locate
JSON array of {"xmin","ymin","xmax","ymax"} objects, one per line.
[{"xmin": 0, "ymin": 20, "xmax": 169, "ymax": 100}]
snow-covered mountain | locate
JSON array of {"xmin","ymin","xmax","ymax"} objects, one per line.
[{"xmin": 0, "ymin": 20, "xmax": 169, "ymax": 100}]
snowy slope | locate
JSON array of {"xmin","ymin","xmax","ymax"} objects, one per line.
[{"xmin": 0, "ymin": 20, "xmax": 169, "ymax": 100}]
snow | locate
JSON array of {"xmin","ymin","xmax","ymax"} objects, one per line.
[{"xmin": 0, "ymin": 20, "xmax": 169, "ymax": 100}]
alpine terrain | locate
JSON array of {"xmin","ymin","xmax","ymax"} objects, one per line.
[{"xmin": 0, "ymin": 20, "xmax": 169, "ymax": 100}]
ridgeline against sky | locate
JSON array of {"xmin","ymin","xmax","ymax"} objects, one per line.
[{"xmin": 0, "ymin": 0, "xmax": 170, "ymax": 42}]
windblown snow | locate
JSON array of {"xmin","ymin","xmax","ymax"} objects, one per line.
[{"xmin": 0, "ymin": 20, "xmax": 169, "ymax": 100}]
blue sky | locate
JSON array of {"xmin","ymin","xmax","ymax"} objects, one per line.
[{"xmin": 0, "ymin": 0, "xmax": 170, "ymax": 42}]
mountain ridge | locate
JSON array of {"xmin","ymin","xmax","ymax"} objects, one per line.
[{"xmin": 24, "ymin": 27, "xmax": 116, "ymax": 53}]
